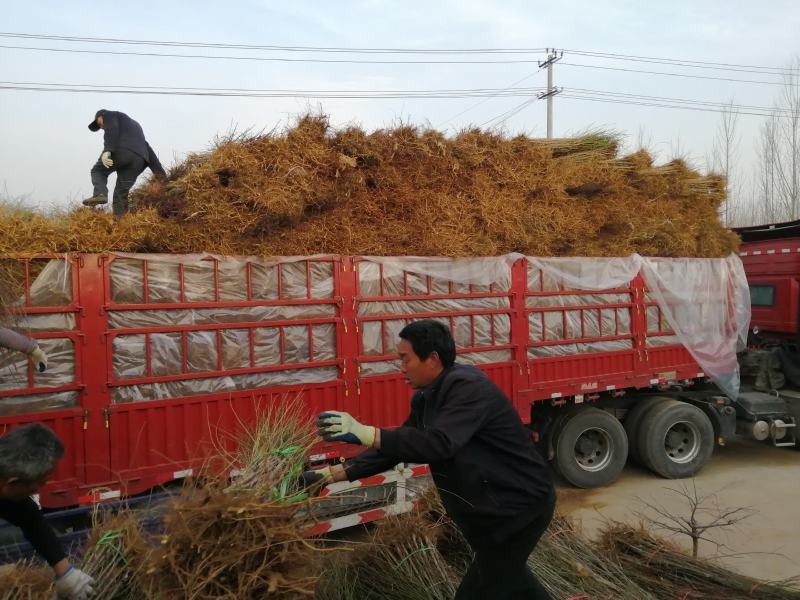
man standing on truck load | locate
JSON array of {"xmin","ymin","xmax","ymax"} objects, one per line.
[
  {"xmin": 0, "ymin": 424, "xmax": 95, "ymax": 599},
  {"xmin": 0, "ymin": 327, "xmax": 48, "ymax": 372},
  {"xmin": 82, "ymin": 109, "xmax": 166, "ymax": 218},
  {"xmin": 306, "ymin": 319, "xmax": 556, "ymax": 600}
]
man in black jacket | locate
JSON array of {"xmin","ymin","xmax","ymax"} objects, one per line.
[
  {"xmin": 83, "ymin": 109, "xmax": 166, "ymax": 217},
  {"xmin": 312, "ymin": 319, "xmax": 555, "ymax": 599},
  {"xmin": 0, "ymin": 424, "xmax": 95, "ymax": 599}
]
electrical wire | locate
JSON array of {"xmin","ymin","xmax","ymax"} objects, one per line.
[
  {"xmin": 0, "ymin": 32, "xmax": 546, "ymax": 54},
  {"xmin": 561, "ymin": 62, "xmax": 797, "ymax": 87},
  {"xmin": 0, "ymin": 81, "xmax": 547, "ymax": 99},
  {"xmin": 0, "ymin": 43, "xmax": 545, "ymax": 65},
  {"xmin": 559, "ymin": 92, "xmax": 788, "ymax": 118},
  {"xmin": 561, "ymin": 48, "xmax": 798, "ymax": 75}
]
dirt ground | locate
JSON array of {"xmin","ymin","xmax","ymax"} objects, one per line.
[{"xmin": 556, "ymin": 437, "xmax": 800, "ymax": 582}]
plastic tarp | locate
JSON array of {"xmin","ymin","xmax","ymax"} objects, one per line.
[
  {"xmin": 0, "ymin": 258, "xmax": 77, "ymax": 414},
  {"xmin": 640, "ymin": 255, "xmax": 750, "ymax": 400},
  {"xmin": 0, "ymin": 337, "xmax": 78, "ymax": 415},
  {"xmin": 108, "ymin": 254, "xmax": 339, "ymax": 404},
  {"xmin": 356, "ymin": 257, "xmax": 516, "ymax": 375},
  {"xmin": 526, "ymin": 254, "xmax": 750, "ymax": 399}
]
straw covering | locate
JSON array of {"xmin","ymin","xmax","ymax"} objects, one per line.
[{"xmin": 0, "ymin": 115, "xmax": 738, "ymax": 258}]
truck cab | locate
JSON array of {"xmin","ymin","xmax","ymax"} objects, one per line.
[{"xmin": 736, "ymin": 219, "xmax": 800, "ymax": 339}]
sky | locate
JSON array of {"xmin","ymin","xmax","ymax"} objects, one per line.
[{"xmin": 1, "ymin": 0, "xmax": 799, "ymax": 210}]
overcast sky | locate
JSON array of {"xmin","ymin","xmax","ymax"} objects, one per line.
[{"xmin": 1, "ymin": 0, "xmax": 799, "ymax": 209}]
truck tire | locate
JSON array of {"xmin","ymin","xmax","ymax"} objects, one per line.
[
  {"xmin": 637, "ymin": 400, "xmax": 714, "ymax": 479},
  {"xmin": 624, "ymin": 396, "xmax": 670, "ymax": 466},
  {"xmin": 554, "ymin": 407, "xmax": 628, "ymax": 488}
]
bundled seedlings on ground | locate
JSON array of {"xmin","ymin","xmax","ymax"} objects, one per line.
[
  {"xmin": 600, "ymin": 523, "xmax": 800, "ymax": 600},
  {"xmin": 530, "ymin": 516, "xmax": 658, "ymax": 600},
  {"xmin": 138, "ymin": 483, "xmax": 326, "ymax": 599},
  {"xmin": 315, "ymin": 490, "xmax": 460, "ymax": 600},
  {"xmin": 78, "ymin": 509, "xmax": 146, "ymax": 599},
  {"xmin": 1, "ymin": 114, "xmax": 738, "ymax": 258},
  {"xmin": 133, "ymin": 394, "xmax": 332, "ymax": 599},
  {"xmin": 0, "ymin": 561, "xmax": 53, "ymax": 600}
]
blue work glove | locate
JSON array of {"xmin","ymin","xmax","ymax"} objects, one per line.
[{"xmin": 316, "ymin": 411, "xmax": 376, "ymax": 446}]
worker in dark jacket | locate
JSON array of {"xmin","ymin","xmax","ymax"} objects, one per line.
[
  {"xmin": 309, "ymin": 319, "xmax": 555, "ymax": 600},
  {"xmin": 0, "ymin": 424, "xmax": 95, "ymax": 599},
  {"xmin": 82, "ymin": 109, "xmax": 166, "ymax": 217}
]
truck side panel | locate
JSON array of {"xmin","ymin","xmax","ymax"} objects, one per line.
[{"xmin": 0, "ymin": 253, "xmax": 708, "ymax": 507}]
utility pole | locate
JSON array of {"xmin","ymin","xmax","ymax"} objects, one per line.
[{"xmin": 538, "ymin": 49, "xmax": 563, "ymax": 138}]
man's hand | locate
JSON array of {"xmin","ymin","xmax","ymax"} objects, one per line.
[
  {"xmin": 147, "ymin": 181, "xmax": 163, "ymax": 194},
  {"xmin": 100, "ymin": 151, "xmax": 113, "ymax": 168},
  {"xmin": 53, "ymin": 566, "xmax": 95, "ymax": 600},
  {"xmin": 316, "ymin": 411, "xmax": 376, "ymax": 446},
  {"xmin": 30, "ymin": 346, "xmax": 47, "ymax": 373},
  {"xmin": 296, "ymin": 466, "xmax": 333, "ymax": 495}
]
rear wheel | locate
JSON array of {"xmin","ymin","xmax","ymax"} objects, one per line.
[
  {"xmin": 637, "ymin": 400, "xmax": 714, "ymax": 478},
  {"xmin": 554, "ymin": 407, "xmax": 628, "ymax": 488},
  {"xmin": 624, "ymin": 396, "xmax": 671, "ymax": 465}
]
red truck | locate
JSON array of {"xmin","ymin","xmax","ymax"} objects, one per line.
[
  {"xmin": 734, "ymin": 219, "xmax": 800, "ymax": 434},
  {"xmin": 0, "ymin": 251, "xmax": 773, "ymax": 525}
]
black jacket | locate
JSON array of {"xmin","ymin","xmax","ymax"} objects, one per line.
[
  {"xmin": 0, "ymin": 497, "xmax": 65, "ymax": 566},
  {"xmin": 97, "ymin": 110, "xmax": 166, "ymax": 178},
  {"xmin": 345, "ymin": 364, "xmax": 554, "ymax": 545}
]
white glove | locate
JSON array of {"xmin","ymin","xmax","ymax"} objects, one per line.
[
  {"xmin": 30, "ymin": 346, "xmax": 48, "ymax": 372},
  {"xmin": 53, "ymin": 566, "xmax": 95, "ymax": 600},
  {"xmin": 100, "ymin": 151, "xmax": 113, "ymax": 168}
]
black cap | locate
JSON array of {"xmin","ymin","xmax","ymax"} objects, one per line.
[{"xmin": 88, "ymin": 110, "xmax": 106, "ymax": 132}]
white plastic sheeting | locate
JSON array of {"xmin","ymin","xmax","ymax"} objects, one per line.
[
  {"xmin": 0, "ymin": 258, "xmax": 77, "ymax": 414},
  {"xmin": 526, "ymin": 254, "xmax": 750, "ymax": 399},
  {"xmin": 0, "ymin": 337, "xmax": 78, "ymax": 415},
  {"xmin": 359, "ymin": 255, "xmax": 516, "ymax": 296},
  {"xmin": 356, "ymin": 257, "xmax": 515, "ymax": 376},
  {"xmin": 108, "ymin": 254, "xmax": 339, "ymax": 404},
  {"xmin": 110, "ymin": 254, "xmax": 335, "ymax": 304},
  {"xmin": 640, "ymin": 255, "xmax": 750, "ymax": 400}
]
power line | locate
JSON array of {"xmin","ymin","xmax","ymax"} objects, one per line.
[
  {"xmin": 1, "ymin": 80, "xmax": 793, "ymax": 118},
  {"xmin": 559, "ymin": 92, "xmax": 787, "ymax": 118},
  {"xmin": 0, "ymin": 81, "xmax": 547, "ymax": 99},
  {"xmin": 568, "ymin": 87, "xmax": 795, "ymax": 114},
  {"xmin": 0, "ymin": 32, "xmax": 794, "ymax": 75},
  {"xmin": 561, "ymin": 62, "xmax": 798, "ymax": 87},
  {"xmin": 0, "ymin": 79, "xmax": 547, "ymax": 95},
  {"xmin": 0, "ymin": 43, "xmax": 546, "ymax": 65},
  {"xmin": 0, "ymin": 32, "xmax": 546, "ymax": 55},
  {"xmin": 438, "ymin": 70, "xmax": 544, "ymax": 127},
  {"xmin": 561, "ymin": 48, "xmax": 799, "ymax": 75},
  {"xmin": 479, "ymin": 97, "xmax": 540, "ymax": 128}
]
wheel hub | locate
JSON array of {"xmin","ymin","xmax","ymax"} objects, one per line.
[
  {"xmin": 663, "ymin": 420, "xmax": 701, "ymax": 464},
  {"xmin": 573, "ymin": 428, "xmax": 613, "ymax": 472}
]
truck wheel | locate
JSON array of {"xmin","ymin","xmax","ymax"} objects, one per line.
[
  {"xmin": 624, "ymin": 396, "xmax": 670, "ymax": 466},
  {"xmin": 637, "ymin": 400, "xmax": 714, "ymax": 479},
  {"xmin": 554, "ymin": 407, "xmax": 628, "ymax": 488}
]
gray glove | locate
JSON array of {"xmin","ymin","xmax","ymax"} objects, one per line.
[
  {"xmin": 100, "ymin": 151, "xmax": 113, "ymax": 168},
  {"xmin": 30, "ymin": 346, "xmax": 48, "ymax": 372},
  {"xmin": 53, "ymin": 566, "xmax": 95, "ymax": 600}
]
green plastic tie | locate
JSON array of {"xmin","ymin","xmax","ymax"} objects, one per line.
[
  {"xmin": 93, "ymin": 528, "xmax": 128, "ymax": 565},
  {"xmin": 393, "ymin": 546, "xmax": 434, "ymax": 570}
]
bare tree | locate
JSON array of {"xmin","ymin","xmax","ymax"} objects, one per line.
[
  {"xmin": 710, "ymin": 99, "xmax": 742, "ymax": 226},
  {"xmin": 635, "ymin": 481, "xmax": 756, "ymax": 558},
  {"xmin": 752, "ymin": 56, "xmax": 800, "ymax": 224}
]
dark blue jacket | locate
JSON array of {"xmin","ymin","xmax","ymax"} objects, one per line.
[
  {"xmin": 345, "ymin": 364, "xmax": 554, "ymax": 545},
  {"xmin": 96, "ymin": 110, "xmax": 166, "ymax": 177}
]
